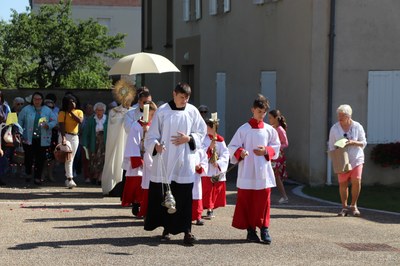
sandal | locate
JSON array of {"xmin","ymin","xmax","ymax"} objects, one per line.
[
  {"xmin": 337, "ymin": 208, "xmax": 348, "ymax": 217},
  {"xmin": 350, "ymin": 206, "xmax": 361, "ymax": 217}
]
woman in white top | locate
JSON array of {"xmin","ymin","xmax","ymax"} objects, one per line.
[{"xmin": 328, "ymin": 104, "xmax": 367, "ymax": 217}]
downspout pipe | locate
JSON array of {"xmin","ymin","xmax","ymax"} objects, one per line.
[
  {"xmin": 141, "ymin": 0, "xmax": 145, "ymax": 52},
  {"xmin": 326, "ymin": 0, "xmax": 336, "ymax": 185}
]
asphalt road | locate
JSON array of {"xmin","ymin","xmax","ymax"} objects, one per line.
[{"xmin": 0, "ymin": 170, "xmax": 399, "ymax": 266}]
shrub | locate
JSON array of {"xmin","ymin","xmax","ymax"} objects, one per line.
[{"xmin": 370, "ymin": 142, "xmax": 400, "ymax": 168}]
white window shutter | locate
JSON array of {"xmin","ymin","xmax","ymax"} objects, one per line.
[
  {"xmin": 209, "ymin": 0, "xmax": 217, "ymax": 15},
  {"xmin": 367, "ymin": 71, "xmax": 400, "ymax": 143},
  {"xmin": 183, "ymin": 0, "xmax": 190, "ymax": 21}
]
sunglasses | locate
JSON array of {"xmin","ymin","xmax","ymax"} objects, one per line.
[{"xmin": 200, "ymin": 111, "xmax": 208, "ymax": 114}]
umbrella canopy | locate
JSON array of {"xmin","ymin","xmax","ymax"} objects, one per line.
[{"xmin": 108, "ymin": 52, "xmax": 180, "ymax": 75}]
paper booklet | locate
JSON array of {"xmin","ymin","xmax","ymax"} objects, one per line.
[{"xmin": 334, "ymin": 138, "xmax": 348, "ymax": 148}]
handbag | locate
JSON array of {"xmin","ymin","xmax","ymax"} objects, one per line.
[
  {"xmin": 328, "ymin": 148, "xmax": 352, "ymax": 174},
  {"xmin": 54, "ymin": 143, "xmax": 73, "ymax": 163},
  {"xmin": 3, "ymin": 126, "xmax": 13, "ymax": 144},
  {"xmin": 12, "ymin": 145, "xmax": 25, "ymax": 164}
]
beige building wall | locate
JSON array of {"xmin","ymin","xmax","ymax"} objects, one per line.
[
  {"xmin": 331, "ymin": 0, "xmax": 400, "ymax": 186},
  {"xmin": 30, "ymin": 0, "xmax": 142, "ymax": 67},
  {"xmin": 160, "ymin": 0, "xmax": 331, "ymax": 185}
]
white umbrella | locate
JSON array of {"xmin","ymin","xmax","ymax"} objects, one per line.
[{"xmin": 108, "ymin": 52, "xmax": 180, "ymax": 75}]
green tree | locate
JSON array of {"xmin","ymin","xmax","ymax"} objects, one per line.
[{"xmin": 0, "ymin": 0, "xmax": 125, "ymax": 89}]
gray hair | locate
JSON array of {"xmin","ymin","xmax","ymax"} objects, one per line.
[
  {"xmin": 336, "ymin": 104, "xmax": 352, "ymax": 117},
  {"xmin": 13, "ymin": 97, "xmax": 24, "ymax": 104},
  {"xmin": 94, "ymin": 102, "xmax": 106, "ymax": 112}
]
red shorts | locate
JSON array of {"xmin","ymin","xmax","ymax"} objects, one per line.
[{"xmin": 338, "ymin": 164, "xmax": 363, "ymax": 183}]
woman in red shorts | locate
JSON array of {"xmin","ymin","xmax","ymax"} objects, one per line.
[{"xmin": 328, "ymin": 104, "xmax": 367, "ymax": 217}]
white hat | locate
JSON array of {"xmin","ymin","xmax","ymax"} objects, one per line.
[{"xmin": 25, "ymin": 95, "xmax": 32, "ymax": 103}]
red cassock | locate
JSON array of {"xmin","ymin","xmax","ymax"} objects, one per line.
[
  {"xmin": 201, "ymin": 177, "xmax": 226, "ymax": 209},
  {"xmin": 121, "ymin": 157, "xmax": 144, "ymax": 207},
  {"xmin": 121, "ymin": 175, "xmax": 143, "ymax": 207},
  {"xmin": 191, "ymin": 199, "xmax": 203, "ymax": 221},
  {"xmin": 232, "ymin": 188, "xmax": 271, "ymax": 229}
]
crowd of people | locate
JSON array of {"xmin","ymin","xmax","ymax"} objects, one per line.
[
  {"xmin": 0, "ymin": 83, "xmax": 367, "ymax": 246},
  {"xmin": 0, "ymin": 91, "xmax": 108, "ymax": 187}
]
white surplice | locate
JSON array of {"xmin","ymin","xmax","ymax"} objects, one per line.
[
  {"xmin": 228, "ymin": 122, "xmax": 281, "ymax": 190},
  {"xmin": 144, "ymin": 102, "xmax": 207, "ymax": 184},
  {"xmin": 193, "ymin": 148, "xmax": 208, "ymax": 200},
  {"xmin": 203, "ymin": 135, "xmax": 230, "ymax": 181},
  {"xmin": 124, "ymin": 120, "xmax": 144, "ymax": 177}
]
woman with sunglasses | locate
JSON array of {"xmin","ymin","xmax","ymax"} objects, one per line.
[
  {"xmin": 18, "ymin": 92, "xmax": 57, "ymax": 185},
  {"xmin": 328, "ymin": 104, "xmax": 367, "ymax": 217}
]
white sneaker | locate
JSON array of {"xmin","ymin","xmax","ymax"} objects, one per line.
[
  {"xmin": 65, "ymin": 179, "xmax": 77, "ymax": 189},
  {"xmin": 278, "ymin": 197, "xmax": 289, "ymax": 204}
]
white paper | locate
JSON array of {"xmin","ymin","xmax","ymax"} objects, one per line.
[{"xmin": 143, "ymin": 104, "xmax": 149, "ymax": 122}]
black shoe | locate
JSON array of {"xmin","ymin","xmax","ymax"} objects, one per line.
[
  {"xmin": 34, "ymin": 179, "xmax": 42, "ymax": 185},
  {"xmin": 131, "ymin": 203, "xmax": 140, "ymax": 216},
  {"xmin": 260, "ymin": 227, "xmax": 272, "ymax": 244},
  {"xmin": 205, "ymin": 210, "xmax": 214, "ymax": 220},
  {"xmin": 246, "ymin": 229, "xmax": 260, "ymax": 243},
  {"xmin": 195, "ymin": 219, "xmax": 204, "ymax": 226},
  {"xmin": 0, "ymin": 180, "xmax": 6, "ymax": 186},
  {"xmin": 161, "ymin": 229, "xmax": 171, "ymax": 241},
  {"xmin": 183, "ymin": 232, "xmax": 197, "ymax": 246}
]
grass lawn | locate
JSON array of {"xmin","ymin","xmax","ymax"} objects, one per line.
[{"xmin": 302, "ymin": 185, "xmax": 400, "ymax": 213}]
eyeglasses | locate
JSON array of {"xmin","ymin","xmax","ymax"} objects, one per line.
[
  {"xmin": 16, "ymin": 103, "xmax": 24, "ymax": 106},
  {"xmin": 200, "ymin": 111, "xmax": 208, "ymax": 114}
]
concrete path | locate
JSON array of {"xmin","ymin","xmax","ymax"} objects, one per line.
[{"xmin": 0, "ymin": 172, "xmax": 399, "ymax": 266}]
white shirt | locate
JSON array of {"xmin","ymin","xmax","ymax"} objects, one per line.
[{"xmin": 328, "ymin": 120, "xmax": 367, "ymax": 168}]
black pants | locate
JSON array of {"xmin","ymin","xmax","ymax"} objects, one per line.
[
  {"xmin": 144, "ymin": 181, "xmax": 193, "ymax": 235},
  {"xmin": 23, "ymin": 138, "xmax": 48, "ymax": 180}
]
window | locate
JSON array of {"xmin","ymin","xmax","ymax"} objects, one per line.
[
  {"xmin": 184, "ymin": 0, "xmax": 202, "ymax": 21},
  {"xmin": 224, "ymin": 0, "xmax": 231, "ymax": 13},
  {"xmin": 253, "ymin": 0, "xmax": 265, "ymax": 4},
  {"xmin": 367, "ymin": 71, "xmax": 400, "ymax": 143},
  {"xmin": 195, "ymin": 0, "xmax": 202, "ymax": 20},
  {"xmin": 183, "ymin": 0, "xmax": 190, "ymax": 21},
  {"xmin": 209, "ymin": 0, "xmax": 217, "ymax": 15},
  {"xmin": 209, "ymin": 0, "xmax": 230, "ymax": 15}
]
